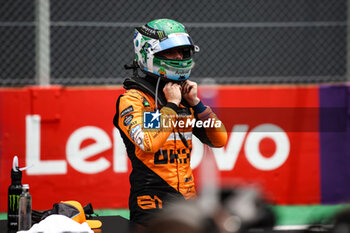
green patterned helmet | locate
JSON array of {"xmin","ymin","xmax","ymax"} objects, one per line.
[{"xmin": 133, "ymin": 19, "xmax": 199, "ymax": 81}]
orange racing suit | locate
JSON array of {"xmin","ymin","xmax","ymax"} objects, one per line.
[{"xmin": 113, "ymin": 77, "xmax": 227, "ymax": 225}]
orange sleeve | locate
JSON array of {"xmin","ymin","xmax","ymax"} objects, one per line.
[
  {"xmin": 194, "ymin": 106, "xmax": 227, "ymax": 148},
  {"xmin": 118, "ymin": 91, "xmax": 177, "ymax": 153}
]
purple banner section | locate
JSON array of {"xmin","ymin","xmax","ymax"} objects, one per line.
[{"xmin": 320, "ymin": 85, "xmax": 350, "ymax": 204}]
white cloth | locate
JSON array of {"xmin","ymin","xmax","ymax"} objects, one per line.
[{"xmin": 17, "ymin": 214, "xmax": 93, "ymax": 233}]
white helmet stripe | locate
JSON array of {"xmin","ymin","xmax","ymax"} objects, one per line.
[{"xmin": 147, "ymin": 54, "xmax": 154, "ymax": 72}]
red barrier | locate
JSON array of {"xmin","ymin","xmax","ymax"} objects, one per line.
[
  {"xmin": 0, "ymin": 85, "xmax": 320, "ymax": 212},
  {"xmin": 200, "ymin": 86, "xmax": 320, "ymax": 204}
]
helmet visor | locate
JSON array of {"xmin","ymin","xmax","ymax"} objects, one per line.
[{"xmin": 155, "ymin": 46, "xmax": 194, "ymax": 60}]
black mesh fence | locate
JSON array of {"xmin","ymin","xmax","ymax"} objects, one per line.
[{"xmin": 0, "ymin": 0, "xmax": 347, "ymax": 86}]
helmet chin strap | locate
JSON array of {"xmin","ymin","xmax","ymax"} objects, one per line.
[
  {"xmin": 155, "ymin": 76, "xmax": 161, "ymax": 110},
  {"xmin": 154, "ymin": 76, "xmax": 166, "ymax": 155}
]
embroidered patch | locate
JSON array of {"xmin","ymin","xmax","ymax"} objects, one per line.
[
  {"xmin": 123, "ymin": 115, "xmax": 134, "ymax": 126},
  {"xmin": 120, "ymin": 106, "xmax": 134, "ymax": 118}
]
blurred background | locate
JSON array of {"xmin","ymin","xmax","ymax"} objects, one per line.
[
  {"xmin": 0, "ymin": 0, "xmax": 346, "ymax": 86},
  {"xmin": 1, "ymin": 0, "xmax": 350, "ymax": 231}
]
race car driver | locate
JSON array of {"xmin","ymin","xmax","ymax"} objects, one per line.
[{"xmin": 113, "ymin": 19, "xmax": 227, "ymax": 225}]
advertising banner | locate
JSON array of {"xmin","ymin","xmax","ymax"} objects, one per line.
[{"xmin": 0, "ymin": 85, "xmax": 332, "ymax": 211}]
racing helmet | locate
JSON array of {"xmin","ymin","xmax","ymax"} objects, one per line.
[{"xmin": 133, "ymin": 19, "xmax": 199, "ymax": 81}]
